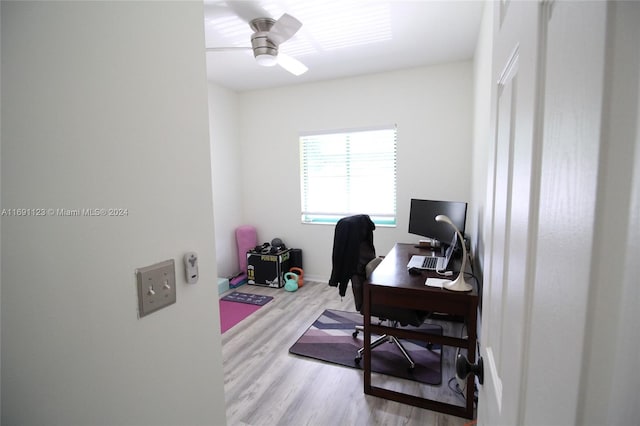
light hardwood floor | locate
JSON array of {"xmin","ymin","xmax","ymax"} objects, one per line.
[{"xmin": 221, "ymin": 281, "xmax": 476, "ymax": 426}]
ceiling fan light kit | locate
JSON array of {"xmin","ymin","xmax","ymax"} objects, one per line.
[{"xmin": 255, "ymin": 53, "xmax": 278, "ymax": 67}]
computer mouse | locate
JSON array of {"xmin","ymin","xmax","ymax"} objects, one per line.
[{"xmin": 408, "ymin": 267, "xmax": 421, "ymax": 276}]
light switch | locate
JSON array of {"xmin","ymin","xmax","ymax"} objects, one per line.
[{"xmin": 136, "ymin": 259, "xmax": 176, "ymax": 318}]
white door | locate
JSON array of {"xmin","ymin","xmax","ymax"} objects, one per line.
[
  {"xmin": 479, "ymin": 1, "xmax": 610, "ymax": 425},
  {"xmin": 521, "ymin": 1, "xmax": 608, "ymax": 424},
  {"xmin": 478, "ymin": 1, "xmax": 544, "ymax": 424}
]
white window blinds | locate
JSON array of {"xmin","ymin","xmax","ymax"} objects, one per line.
[{"xmin": 299, "ymin": 125, "xmax": 397, "ymax": 226}]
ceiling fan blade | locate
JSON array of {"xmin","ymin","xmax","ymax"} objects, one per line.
[
  {"xmin": 206, "ymin": 46, "xmax": 252, "ymax": 52},
  {"xmin": 268, "ymin": 13, "xmax": 302, "ymax": 45},
  {"xmin": 224, "ymin": 0, "xmax": 269, "ymax": 23},
  {"xmin": 278, "ymin": 53, "xmax": 308, "ymax": 76},
  {"xmin": 203, "ymin": 2, "xmax": 230, "ymax": 16}
]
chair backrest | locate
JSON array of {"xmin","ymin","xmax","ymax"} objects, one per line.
[
  {"xmin": 365, "ymin": 256, "xmax": 383, "ymax": 278},
  {"xmin": 329, "ymin": 215, "xmax": 376, "ymax": 298},
  {"xmin": 329, "ymin": 215, "xmax": 425, "ymax": 327},
  {"xmin": 351, "ymin": 256, "xmax": 382, "ymax": 313}
]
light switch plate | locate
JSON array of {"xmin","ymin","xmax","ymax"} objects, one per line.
[{"xmin": 136, "ymin": 259, "xmax": 176, "ymax": 318}]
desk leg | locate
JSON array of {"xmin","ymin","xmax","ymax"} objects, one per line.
[
  {"xmin": 363, "ymin": 281, "xmax": 477, "ymax": 419},
  {"xmin": 465, "ymin": 302, "xmax": 477, "ymax": 417},
  {"xmin": 363, "ymin": 282, "xmax": 372, "ymax": 394}
]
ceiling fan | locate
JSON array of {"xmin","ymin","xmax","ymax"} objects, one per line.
[{"xmin": 207, "ymin": 12, "xmax": 308, "ymax": 76}]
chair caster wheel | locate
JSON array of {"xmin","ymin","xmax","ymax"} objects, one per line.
[
  {"xmin": 354, "ymin": 357, "xmax": 361, "ymax": 365},
  {"xmin": 407, "ymin": 365, "xmax": 415, "ymax": 371},
  {"xmin": 426, "ymin": 342, "xmax": 433, "ymax": 350},
  {"xmin": 352, "ymin": 331, "xmax": 359, "ymax": 338}
]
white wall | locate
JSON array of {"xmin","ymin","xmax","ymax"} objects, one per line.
[
  {"xmin": 470, "ymin": 1, "xmax": 493, "ymax": 294},
  {"xmin": 0, "ymin": 2, "xmax": 3, "ymax": 418},
  {"xmin": 1, "ymin": 2, "xmax": 226, "ymax": 425},
  {"xmin": 0, "ymin": 0, "xmax": 2, "ymax": 422},
  {"xmin": 237, "ymin": 63, "xmax": 473, "ymax": 281},
  {"xmin": 208, "ymin": 82, "xmax": 243, "ymax": 278}
]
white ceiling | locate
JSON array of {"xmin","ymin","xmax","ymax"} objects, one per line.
[{"xmin": 204, "ymin": 1, "xmax": 485, "ymax": 92}]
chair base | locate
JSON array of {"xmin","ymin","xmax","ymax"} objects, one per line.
[{"xmin": 353, "ymin": 325, "xmax": 415, "ymax": 370}]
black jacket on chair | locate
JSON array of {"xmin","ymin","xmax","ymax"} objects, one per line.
[{"xmin": 329, "ymin": 215, "xmax": 376, "ymax": 297}]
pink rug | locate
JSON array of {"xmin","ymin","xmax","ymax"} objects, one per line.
[{"xmin": 219, "ymin": 300, "xmax": 263, "ymax": 333}]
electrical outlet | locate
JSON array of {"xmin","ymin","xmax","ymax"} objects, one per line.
[{"xmin": 136, "ymin": 259, "xmax": 176, "ymax": 318}]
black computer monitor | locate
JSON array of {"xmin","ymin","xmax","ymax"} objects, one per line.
[{"xmin": 408, "ymin": 198, "xmax": 468, "ymax": 246}]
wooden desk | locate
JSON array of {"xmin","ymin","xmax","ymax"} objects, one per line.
[{"xmin": 363, "ymin": 243, "xmax": 478, "ymax": 419}]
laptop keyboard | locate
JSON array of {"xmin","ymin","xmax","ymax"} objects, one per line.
[{"xmin": 421, "ymin": 256, "xmax": 438, "ymax": 269}]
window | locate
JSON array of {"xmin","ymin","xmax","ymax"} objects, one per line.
[{"xmin": 299, "ymin": 125, "xmax": 397, "ymax": 226}]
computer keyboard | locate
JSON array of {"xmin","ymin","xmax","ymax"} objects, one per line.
[{"xmin": 421, "ymin": 256, "xmax": 438, "ymax": 269}]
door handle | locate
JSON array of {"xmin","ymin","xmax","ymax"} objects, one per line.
[{"xmin": 456, "ymin": 353, "xmax": 484, "ymax": 385}]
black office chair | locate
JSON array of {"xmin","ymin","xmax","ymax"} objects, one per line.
[{"xmin": 329, "ymin": 214, "xmax": 427, "ymax": 370}]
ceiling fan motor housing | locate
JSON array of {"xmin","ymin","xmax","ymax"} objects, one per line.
[
  {"xmin": 250, "ymin": 17, "xmax": 278, "ymax": 63},
  {"xmin": 251, "ymin": 33, "xmax": 278, "ymax": 58}
]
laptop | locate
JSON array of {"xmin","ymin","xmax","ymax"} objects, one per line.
[{"xmin": 407, "ymin": 234, "xmax": 457, "ymax": 271}]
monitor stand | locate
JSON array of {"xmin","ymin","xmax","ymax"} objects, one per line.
[{"xmin": 415, "ymin": 238, "xmax": 441, "ymax": 249}]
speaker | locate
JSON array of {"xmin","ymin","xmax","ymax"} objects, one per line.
[{"xmin": 290, "ymin": 248, "xmax": 303, "ymax": 269}]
